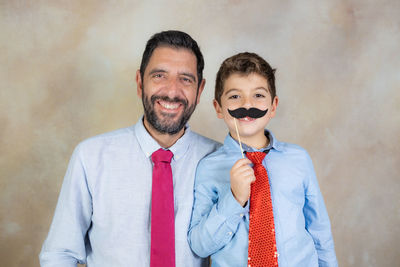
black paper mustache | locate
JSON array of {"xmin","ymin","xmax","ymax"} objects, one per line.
[{"xmin": 228, "ymin": 108, "xmax": 268, "ymax": 119}]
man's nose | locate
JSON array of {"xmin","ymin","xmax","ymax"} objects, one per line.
[{"xmin": 165, "ymin": 78, "xmax": 182, "ymax": 98}]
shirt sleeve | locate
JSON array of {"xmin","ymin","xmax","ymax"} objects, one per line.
[
  {"xmin": 303, "ymin": 153, "xmax": 338, "ymax": 267},
  {"xmin": 187, "ymin": 160, "xmax": 248, "ymax": 258},
  {"xmin": 39, "ymin": 144, "xmax": 93, "ymax": 267}
]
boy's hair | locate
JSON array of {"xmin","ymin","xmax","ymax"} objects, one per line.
[
  {"xmin": 215, "ymin": 52, "xmax": 276, "ymax": 105},
  {"xmin": 140, "ymin": 30, "xmax": 204, "ymax": 88}
]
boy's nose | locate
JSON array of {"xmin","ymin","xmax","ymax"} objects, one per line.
[{"xmin": 241, "ymin": 96, "xmax": 253, "ymax": 108}]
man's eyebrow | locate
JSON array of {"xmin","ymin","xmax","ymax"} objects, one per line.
[
  {"xmin": 148, "ymin": 68, "xmax": 167, "ymax": 76},
  {"xmin": 179, "ymin": 72, "xmax": 197, "ymax": 82}
]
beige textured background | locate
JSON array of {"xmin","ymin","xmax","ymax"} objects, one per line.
[{"xmin": 1, "ymin": 1, "xmax": 399, "ymax": 266}]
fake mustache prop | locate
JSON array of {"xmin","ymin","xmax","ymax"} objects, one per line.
[
  {"xmin": 228, "ymin": 107, "xmax": 268, "ymax": 159},
  {"xmin": 228, "ymin": 108, "xmax": 268, "ymax": 119}
]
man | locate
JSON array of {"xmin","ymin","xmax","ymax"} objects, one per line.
[{"xmin": 39, "ymin": 30, "xmax": 220, "ymax": 267}]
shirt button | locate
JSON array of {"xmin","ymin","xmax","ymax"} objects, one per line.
[
  {"xmin": 239, "ymin": 213, "xmax": 244, "ymax": 217},
  {"xmin": 228, "ymin": 232, "xmax": 232, "ymax": 235}
]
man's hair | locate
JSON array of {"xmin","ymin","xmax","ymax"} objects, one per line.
[
  {"xmin": 215, "ymin": 52, "xmax": 276, "ymax": 105},
  {"xmin": 139, "ymin": 30, "xmax": 204, "ymax": 88}
]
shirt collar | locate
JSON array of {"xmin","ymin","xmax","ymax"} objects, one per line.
[
  {"xmin": 224, "ymin": 129, "xmax": 283, "ymax": 154},
  {"xmin": 134, "ymin": 116, "xmax": 192, "ymax": 161}
]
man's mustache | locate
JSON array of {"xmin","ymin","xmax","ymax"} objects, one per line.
[
  {"xmin": 228, "ymin": 107, "xmax": 268, "ymax": 119},
  {"xmin": 151, "ymin": 95, "xmax": 188, "ymax": 107}
]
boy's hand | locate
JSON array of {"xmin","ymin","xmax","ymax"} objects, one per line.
[{"xmin": 230, "ymin": 158, "xmax": 255, "ymax": 207}]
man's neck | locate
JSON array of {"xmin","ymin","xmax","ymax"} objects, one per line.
[{"xmin": 143, "ymin": 118, "xmax": 185, "ymax": 148}]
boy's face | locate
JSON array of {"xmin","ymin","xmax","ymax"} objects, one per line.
[{"xmin": 214, "ymin": 73, "xmax": 278, "ymax": 143}]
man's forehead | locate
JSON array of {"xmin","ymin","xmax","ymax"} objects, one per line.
[{"xmin": 145, "ymin": 46, "xmax": 197, "ymax": 74}]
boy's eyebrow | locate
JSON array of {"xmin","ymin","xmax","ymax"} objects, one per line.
[
  {"xmin": 224, "ymin": 87, "xmax": 269, "ymax": 95},
  {"xmin": 254, "ymin": 86, "xmax": 270, "ymax": 93},
  {"xmin": 224, "ymin": 88, "xmax": 240, "ymax": 95}
]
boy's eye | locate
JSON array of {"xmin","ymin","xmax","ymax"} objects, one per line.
[
  {"xmin": 228, "ymin": 95, "xmax": 239, "ymax": 99},
  {"xmin": 255, "ymin": 93, "xmax": 265, "ymax": 98}
]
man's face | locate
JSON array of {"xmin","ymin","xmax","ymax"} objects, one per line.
[{"xmin": 136, "ymin": 46, "xmax": 205, "ymax": 135}]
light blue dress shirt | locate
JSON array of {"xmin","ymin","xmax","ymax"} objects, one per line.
[
  {"xmin": 188, "ymin": 130, "xmax": 338, "ymax": 267},
  {"xmin": 39, "ymin": 118, "xmax": 220, "ymax": 267}
]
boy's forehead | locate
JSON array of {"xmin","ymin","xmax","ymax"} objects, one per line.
[{"xmin": 223, "ymin": 72, "xmax": 271, "ymax": 93}]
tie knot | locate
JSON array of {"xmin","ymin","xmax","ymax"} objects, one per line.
[
  {"xmin": 246, "ymin": 151, "xmax": 266, "ymax": 165},
  {"xmin": 151, "ymin": 148, "xmax": 173, "ymax": 164}
]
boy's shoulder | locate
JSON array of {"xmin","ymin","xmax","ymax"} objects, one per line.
[
  {"xmin": 272, "ymin": 139, "xmax": 314, "ymax": 166},
  {"xmin": 275, "ymin": 139, "xmax": 308, "ymax": 154}
]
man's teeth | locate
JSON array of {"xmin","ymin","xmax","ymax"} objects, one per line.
[{"xmin": 160, "ymin": 102, "xmax": 179, "ymax": 110}]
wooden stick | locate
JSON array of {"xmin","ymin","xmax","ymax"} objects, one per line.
[{"xmin": 233, "ymin": 118, "xmax": 244, "ymax": 158}]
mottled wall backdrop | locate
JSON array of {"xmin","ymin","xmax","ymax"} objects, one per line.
[{"xmin": 1, "ymin": 1, "xmax": 399, "ymax": 266}]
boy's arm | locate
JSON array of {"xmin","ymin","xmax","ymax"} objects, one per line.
[
  {"xmin": 188, "ymin": 160, "xmax": 249, "ymax": 258},
  {"xmin": 303, "ymin": 153, "xmax": 338, "ymax": 267},
  {"xmin": 39, "ymin": 144, "xmax": 92, "ymax": 267}
]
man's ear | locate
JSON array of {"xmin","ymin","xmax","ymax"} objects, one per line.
[
  {"xmin": 196, "ymin": 79, "xmax": 206, "ymax": 104},
  {"xmin": 213, "ymin": 99, "xmax": 224, "ymax": 119},
  {"xmin": 136, "ymin": 70, "xmax": 143, "ymax": 98}
]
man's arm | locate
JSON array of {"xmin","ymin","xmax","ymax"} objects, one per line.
[
  {"xmin": 303, "ymin": 153, "xmax": 338, "ymax": 267},
  {"xmin": 39, "ymin": 144, "xmax": 93, "ymax": 267},
  {"xmin": 187, "ymin": 160, "xmax": 248, "ymax": 257}
]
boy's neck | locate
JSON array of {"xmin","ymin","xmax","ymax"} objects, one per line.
[{"xmin": 230, "ymin": 131, "xmax": 269, "ymax": 150}]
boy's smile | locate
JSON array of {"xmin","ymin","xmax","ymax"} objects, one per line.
[{"xmin": 214, "ymin": 73, "xmax": 278, "ymax": 149}]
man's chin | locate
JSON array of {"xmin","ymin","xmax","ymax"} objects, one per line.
[{"xmin": 147, "ymin": 115, "xmax": 185, "ymax": 135}]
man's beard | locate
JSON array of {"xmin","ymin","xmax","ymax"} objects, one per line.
[{"xmin": 142, "ymin": 92, "xmax": 197, "ymax": 135}]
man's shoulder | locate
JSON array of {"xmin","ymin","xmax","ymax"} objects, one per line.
[
  {"xmin": 76, "ymin": 126, "xmax": 136, "ymax": 151},
  {"xmin": 197, "ymin": 143, "xmax": 232, "ymax": 169},
  {"xmin": 189, "ymin": 131, "xmax": 222, "ymax": 152}
]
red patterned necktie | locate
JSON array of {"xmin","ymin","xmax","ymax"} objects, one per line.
[
  {"xmin": 246, "ymin": 151, "xmax": 278, "ymax": 267},
  {"xmin": 150, "ymin": 148, "xmax": 175, "ymax": 267}
]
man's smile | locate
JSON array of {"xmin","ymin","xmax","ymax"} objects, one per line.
[{"xmin": 157, "ymin": 100, "xmax": 183, "ymax": 113}]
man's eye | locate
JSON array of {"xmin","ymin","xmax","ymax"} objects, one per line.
[
  {"xmin": 153, "ymin": 73, "xmax": 164, "ymax": 78},
  {"xmin": 181, "ymin": 77, "xmax": 193, "ymax": 83}
]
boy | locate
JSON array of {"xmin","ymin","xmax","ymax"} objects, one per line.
[{"xmin": 188, "ymin": 52, "xmax": 337, "ymax": 266}]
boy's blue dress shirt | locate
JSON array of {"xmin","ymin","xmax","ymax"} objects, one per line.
[
  {"xmin": 188, "ymin": 130, "xmax": 338, "ymax": 267},
  {"xmin": 39, "ymin": 118, "xmax": 220, "ymax": 267}
]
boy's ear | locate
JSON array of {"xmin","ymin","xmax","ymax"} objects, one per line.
[
  {"xmin": 269, "ymin": 96, "xmax": 279, "ymax": 118},
  {"xmin": 213, "ymin": 99, "xmax": 224, "ymax": 119}
]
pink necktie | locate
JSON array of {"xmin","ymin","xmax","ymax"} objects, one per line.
[{"xmin": 151, "ymin": 148, "xmax": 175, "ymax": 267}]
